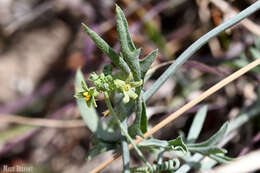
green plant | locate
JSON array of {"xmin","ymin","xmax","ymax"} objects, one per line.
[{"xmin": 73, "ymin": 4, "xmax": 245, "ymax": 172}]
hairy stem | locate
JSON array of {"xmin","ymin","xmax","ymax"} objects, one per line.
[
  {"xmin": 121, "ymin": 120, "xmax": 130, "ymax": 173},
  {"xmin": 104, "ymin": 92, "xmax": 152, "ymax": 170}
]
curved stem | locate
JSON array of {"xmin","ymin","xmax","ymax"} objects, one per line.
[{"xmin": 143, "ymin": 1, "xmax": 260, "ymax": 101}]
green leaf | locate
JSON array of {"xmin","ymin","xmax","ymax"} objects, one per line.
[
  {"xmin": 140, "ymin": 101, "xmax": 148, "ymax": 133},
  {"xmin": 138, "ymin": 136, "xmax": 188, "ymax": 153},
  {"xmin": 81, "ymin": 23, "xmax": 130, "ymax": 74},
  {"xmin": 168, "ymin": 136, "xmax": 188, "ymax": 153},
  {"xmin": 188, "ymin": 146, "xmax": 227, "ymax": 155},
  {"xmin": 140, "ymin": 49, "xmax": 158, "ymax": 79},
  {"xmin": 209, "ymin": 154, "xmax": 232, "ymax": 163},
  {"xmin": 187, "ymin": 122, "xmax": 228, "ymax": 148},
  {"xmin": 249, "ymin": 47, "xmax": 260, "ymax": 60},
  {"xmin": 138, "ymin": 138, "xmax": 169, "ymax": 148},
  {"xmin": 115, "ymin": 4, "xmax": 136, "ymax": 52},
  {"xmin": 187, "ymin": 105, "xmax": 208, "ymax": 143},
  {"xmin": 75, "ymin": 69, "xmax": 120, "ymax": 142},
  {"xmin": 125, "ymin": 48, "xmax": 142, "ymax": 81},
  {"xmin": 116, "ymin": 5, "xmax": 141, "ymax": 80}
]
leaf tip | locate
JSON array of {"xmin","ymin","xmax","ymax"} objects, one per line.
[
  {"xmin": 115, "ymin": 4, "xmax": 121, "ymax": 12},
  {"xmin": 81, "ymin": 23, "xmax": 90, "ymax": 33}
]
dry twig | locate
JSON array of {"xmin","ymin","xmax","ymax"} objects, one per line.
[{"xmin": 0, "ymin": 114, "xmax": 86, "ymax": 128}]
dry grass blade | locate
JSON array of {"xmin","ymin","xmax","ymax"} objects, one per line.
[
  {"xmin": 91, "ymin": 59, "xmax": 260, "ymax": 173},
  {"xmin": 0, "ymin": 114, "xmax": 86, "ymax": 128}
]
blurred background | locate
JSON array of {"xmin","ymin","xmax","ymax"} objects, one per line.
[{"xmin": 0, "ymin": 0, "xmax": 259, "ymax": 172}]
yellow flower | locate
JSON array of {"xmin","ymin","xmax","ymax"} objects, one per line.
[
  {"xmin": 114, "ymin": 73, "xmax": 142, "ymax": 103},
  {"xmin": 74, "ymin": 81, "xmax": 98, "ymax": 107}
]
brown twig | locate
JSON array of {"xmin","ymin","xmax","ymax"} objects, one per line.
[
  {"xmin": 91, "ymin": 59, "xmax": 260, "ymax": 173},
  {"xmin": 0, "ymin": 114, "xmax": 86, "ymax": 128}
]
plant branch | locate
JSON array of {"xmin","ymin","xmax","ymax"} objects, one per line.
[
  {"xmin": 91, "ymin": 58, "xmax": 260, "ymax": 173},
  {"xmin": 103, "ymin": 92, "xmax": 152, "ymax": 170},
  {"xmin": 121, "ymin": 119, "xmax": 130, "ymax": 173},
  {"xmin": 0, "ymin": 114, "xmax": 86, "ymax": 128}
]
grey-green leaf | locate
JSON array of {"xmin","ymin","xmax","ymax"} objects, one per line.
[
  {"xmin": 188, "ymin": 146, "xmax": 227, "ymax": 155},
  {"xmin": 81, "ymin": 23, "xmax": 130, "ymax": 74},
  {"xmin": 138, "ymin": 138, "xmax": 169, "ymax": 148},
  {"xmin": 187, "ymin": 105, "xmax": 208, "ymax": 143},
  {"xmin": 125, "ymin": 48, "xmax": 142, "ymax": 80},
  {"xmin": 140, "ymin": 49, "xmax": 158, "ymax": 79},
  {"xmin": 115, "ymin": 5, "xmax": 136, "ymax": 52},
  {"xmin": 75, "ymin": 69, "xmax": 120, "ymax": 142},
  {"xmin": 209, "ymin": 154, "xmax": 232, "ymax": 163},
  {"xmin": 115, "ymin": 5, "xmax": 141, "ymax": 80},
  {"xmin": 187, "ymin": 122, "xmax": 228, "ymax": 148},
  {"xmin": 140, "ymin": 101, "xmax": 148, "ymax": 133}
]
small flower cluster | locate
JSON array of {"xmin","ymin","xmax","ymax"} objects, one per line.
[
  {"xmin": 74, "ymin": 81, "xmax": 99, "ymax": 107},
  {"xmin": 74, "ymin": 72, "xmax": 142, "ymax": 107}
]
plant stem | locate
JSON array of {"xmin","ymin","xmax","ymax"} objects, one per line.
[
  {"xmin": 121, "ymin": 120, "xmax": 130, "ymax": 173},
  {"xmin": 104, "ymin": 92, "xmax": 153, "ymax": 170}
]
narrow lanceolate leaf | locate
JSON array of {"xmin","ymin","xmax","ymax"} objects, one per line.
[
  {"xmin": 138, "ymin": 138, "xmax": 169, "ymax": 148},
  {"xmin": 116, "ymin": 5, "xmax": 141, "ymax": 80},
  {"xmin": 140, "ymin": 101, "xmax": 148, "ymax": 133},
  {"xmin": 187, "ymin": 122, "xmax": 228, "ymax": 148},
  {"xmin": 140, "ymin": 49, "xmax": 158, "ymax": 79},
  {"xmin": 115, "ymin": 5, "xmax": 136, "ymax": 52},
  {"xmin": 187, "ymin": 105, "xmax": 208, "ymax": 143},
  {"xmin": 75, "ymin": 69, "xmax": 120, "ymax": 142},
  {"xmin": 188, "ymin": 146, "xmax": 227, "ymax": 155},
  {"xmin": 81, "ymin": 23, "xmax": 130, "ymax": 74},
  {"xmin": 209, "ymin": 154, "xmax": 232, "ymax": 163}
]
